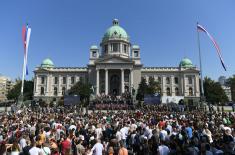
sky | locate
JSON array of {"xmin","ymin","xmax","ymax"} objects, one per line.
[{"xmin": 0, "ymin": 0, "xmax": 235, "ymax": 81}]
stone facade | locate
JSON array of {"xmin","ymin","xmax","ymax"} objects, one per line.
[
  {"xmin": 34, "ymin": 19, "xmax": 200, "ymax": 103},
  {"xmin": 0, "ymin": 76, "xmax": 14, "ymax": 102}
]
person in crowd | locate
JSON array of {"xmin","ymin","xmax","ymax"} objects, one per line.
[
  {"xmin": 118, "ymin": 141, "xmax": 128, "ymax": 155},
  {"xmin": 91, "ymin": 139, "xmax": 103, "ymax": 155}
]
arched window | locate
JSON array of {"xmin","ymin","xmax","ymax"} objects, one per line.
[
  {"xmin": 62, "ymin": 87, "xmax": 66, "ymax": 95},
  {"xmin": 189, "ymin": 87, "xmax": 193, "ymax": 96},
  {"xmin": 71, "ymin": 76, "xmax": 75, "ymax": 84},
  {"xmin": 54, "ymin": 77, "xmax": 58, "ymax": 84},
  {"xmin": 166, "ymin": 77, "xmax": 170, "ymax": 84},
  {"xmin": 103, "ymin": 44, "xmax": 108, "ymax": 54},
  {"xmin": 40, "ymin": 87, "xmax": 44, "ymax": 95},
  {"xmin": 54, "ymin": 87, "xmax": 58, "ymax": 96},
  {"xmin": 166, "ymin": 87, "xmax": 171, "ymax": 96},
  {"xmin": 174, "ymin": 77, "xmax": 178, "ymax": 84},
  {"xmin": 188, "ymin": 76, "xmax": 192, "ymax": 84},
  {"xmin": 41, "ymin": 77, "xmax": 45, "ymax": 84},
  {"xmin": 175, "ymin": 87, "xmax": 179, "ymax": 96}
]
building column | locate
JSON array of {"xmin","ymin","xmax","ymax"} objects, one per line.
[
  {"xmin": 105, "ymin": 69, "xmax": 109, "ymax": 95},
  {"xmin": 66, "ymin": 75, "xmax": 70, "ymax": 91},
  {"xmin": 121, "ymin": 69, "xmax": 125, "ymax": 93},
  {"xmin": 46, "ymin": 74, "xmax": 50, "ymax": 96},
  {"xmin": 96, "ymin": 69, "xmax": 100, "ymax": 95},
  {"xmin": 130, "ymin": 69, "xmax": 133, "ymax": 93},
  {"xmin": 34, "ymin": 76, "xmax": 37, "ymax": 95},
  {"xmin": 171, "ymin": 76, "xmax": 175, "ymax": 96},
  {"xmin": 195, "ymin": 75, "xmax": 200, "ymax": 97}
]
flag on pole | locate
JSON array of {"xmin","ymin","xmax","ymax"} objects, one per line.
[
  {"xmin": 197, "ymin": 23, "xmax": 226, "ymax": 71},
  {"xmin": 22, "ymin": 24, "xmax": 31, "ymax": 75}
]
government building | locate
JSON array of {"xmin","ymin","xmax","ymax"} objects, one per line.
[{"xmin": 33, "ymin": 19, "xmax": 200, "ymax": 104}]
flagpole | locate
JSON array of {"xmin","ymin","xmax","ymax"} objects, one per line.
[
  {"xmin": 197, "ymin": 22, "xmax": 204, "ymax": 100},
  {"xmin": 20, "ymin": 53, "xmax": 26, "ymax": 105}
]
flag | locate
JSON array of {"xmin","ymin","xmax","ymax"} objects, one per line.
[
  {"xmin": 197, "ymin": 23, "xmax": 226, "ymax": 71},
  {"xmin": 22, "ymin": 24, "xmax": 31, "ymax": 75}
]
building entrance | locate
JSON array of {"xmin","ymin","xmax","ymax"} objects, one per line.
[{"xmin": 110, "ymin": 74, "xmax": 120, "ymax": 95}]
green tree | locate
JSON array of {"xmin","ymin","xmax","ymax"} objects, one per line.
[
  {"xmin": 136, "ymin": 78, "xmax": 148, "ymax": 101},
  {"xmin": 68, "ymin": 81, "xmax": 92, "ymax": 106},
  {"xmin": 227, "ymin": 75, "xmax": 235, "ymax": 101},
  {"xmin": 204, "ymin": 77, "xmax": 228, "ymax": 105},
  {"xmin": 7, "ymin": 80, "xmax": 34, "ymax": 101},
  {"xmin": 136, "ymin": 77, "xmax": 160, "ymax": 101},
  {"xmin": 146, "ymin": 77, "xmax": 161, "ymax": 95}
]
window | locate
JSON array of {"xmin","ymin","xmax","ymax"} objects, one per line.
[
  {"xmin": 71, "ymin": 76, "xmax": 75, "ymax": 84},
  {"xmin": 62, "ymin": 87, "xmax": 66, "ymax": 95},
  {"xmin": 189, "ymin": 87, "xmax": 193, "ymax": 96},
  {"xmin": 104, "ymin": 45, "xmax": 108, "ymax": 53},
  {"xmin": 134, "ymin": 51, "xmax": 139, "ymax": 57},
  {"xmin": 166, "ymin": 77, "xmax": 170, "ymax": 84},
  {"xmin": 123, "ymin": 44, "xmax": 127, "ymax": 53},
  {"xmin": 63, "ymin": 77, "xmax": 66, "ymax": 84},
  {"xmin": 124, "ymin": 73, "xmax": 129, "ymax": 82},
  {"xmin": 112, "ymin": 43, "xmax": 119, "ymax": 52},
  {"xmin": 158, "ymin": 77, "xmax": 161, "ymax": 83},
  {"xmin": 54, "ymin": 87, "xmax": 57, "ymax": 96},
  {"xmin": 54, "ymin": 77, "xmax": 58, "ymax": 84},
  {"xmin": 92, "ymin": 51, "xmax": 97, "ymax": 57},
  {"xmin": 40, "ymin": 87, "xmax": 44, "ymax": 95},
  {"xmin": 174, "ymin": 77, "xmax": 178, "ymax": 84},
  {"xmin": 175, "ymin": 87, "xmax": 179, "ymax": 96},
  {"xmin": 188, "ymin": 76, "xmax": 192, "ymax": 84},
  {"xmin": 41, "ymin": 77, "xmax": 45, "ymax": 84},
  {"xmin": 166, "ymin": 87, "xmax": 171, "ymax": 96}
]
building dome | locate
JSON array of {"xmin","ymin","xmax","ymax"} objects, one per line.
[
  {"xmin": 102, "ymin": 19, "xmax": 129, "ymax": 42},
  {"xmin": 132, "ymin": 45, "xmax": 140, "ymax": 49},
  {"xmin": 179, "ymin": 58, "xmax": 193, "ymax": 68},
  {"xmin": 41, "ymin": 58, "xmax": 54, "ymax": 68},
  {"xmin": 90, "ymin": 45, "xmax": 98, "ymax": 49}
]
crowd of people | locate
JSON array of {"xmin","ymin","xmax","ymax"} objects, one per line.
[
  {"xmin": 0, "ymin": 104, "xmax": 234, "ymax": 155},
  {"xmin": 90, "ymin": 93, "xmax": 133, "ymax": 110}
]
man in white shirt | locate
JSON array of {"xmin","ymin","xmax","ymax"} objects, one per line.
[
  {"xmin": 29, "ymin": 140, "xmax": 43, "ymax": 155},
  {"xmin": 91, "ymin": 139, "xmax": 104, "ymax": 155},
  {"xmin": 95, "ymin": 124, "xmax": 103, "ymax": 139},
  {"xmin": 19, "ymin": 135, "xmax": 27, "ymax": 151},
  {"xmin": 158, "ymin": 141, "xmax": 170, "ymax": 155}
]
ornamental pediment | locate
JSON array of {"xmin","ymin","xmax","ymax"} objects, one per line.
[{"xmin": 95, "ymin": 56, "xmax": 133, "ymax": 64}]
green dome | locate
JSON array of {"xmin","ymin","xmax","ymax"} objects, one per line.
[
  {"xmin": 132, "ymin": 45, "xmax": 140, "ymax": 49},
  {"xmin": 41, "ymin": 58, "xmax": 54, "ymax": 68},
  {"xmin": 179, "ymin": 58, "xmax": 193, "ymax": 68},
  {"xmin": 103, "ymin": 19, "xmax": 129, "ymax": 41},
  {"xmin": 90, "ymin": 45, "xmax": 98, "ymax": 49}
]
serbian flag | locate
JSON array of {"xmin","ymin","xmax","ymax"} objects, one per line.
[
  {"xmin": 22, "ymin": 24, "xmax": 31, "ymax": 75},
  {"xmin": 197, "ymin": 23, "xmax": 226, "ymax": 71}
]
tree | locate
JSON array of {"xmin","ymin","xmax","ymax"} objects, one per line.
[
  {"xmin": 68, "ymin": 81, "xmax": 92, "ymax": 106},
  {"xmin": 204, "ymin": 77, "xmax": 228, "ymax": 105},
  {"xmin": 227, "ymin": 75, "xmax": 235, "ymax": 101},
  {"xmin": 146, "ymin": 77, "xmax": 161, "ymax": 95},
  {"xmin": 7, "ymin": 80, "xmax": 34, "ymax": 101},
  {"xmin": 136, "ymin": 77, "xmax": 160, "ymax": 101},
  {"xmin": 136, "ymin": 78, "xmax": 148, "ymax": 101}
]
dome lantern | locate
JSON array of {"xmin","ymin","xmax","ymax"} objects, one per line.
[{"xmin": 112, "ymin": 19, "xmax": 119, "ymax": 26}]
